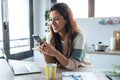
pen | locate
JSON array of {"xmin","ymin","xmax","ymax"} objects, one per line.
[
  {"xmin": 71, "ymin": 75, "xmax": 79, "ymax": 80},
  {"xmin": 62, "ymin": 74, "xmax": 82, "ymax": 80},
  {"xmin": 105, "ymin": 74, "xmax": 114, "ymax": 80}
]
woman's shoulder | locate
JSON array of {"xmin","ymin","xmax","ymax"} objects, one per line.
[
  {"xmin": 75, "ymin": 31, "xmax": 84, "ymax": 40},
  {"xmin": 73, "ymin": 31, "xmax": 85, "ymax": 49}
]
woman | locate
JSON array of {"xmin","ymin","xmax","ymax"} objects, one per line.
[{"xmin": 37, "ymin": 3, "xmax": 91, "ymax": 70}]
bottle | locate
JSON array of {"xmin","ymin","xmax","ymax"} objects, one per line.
[{"xmin": 110, "ymin": 36, "xmax": 116, "ymax": 50}]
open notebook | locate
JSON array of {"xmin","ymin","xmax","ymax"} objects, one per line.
[
  {"xmin": 1, "ymin": 48, "xmax": 41, "ymax": 75},
  {"xmin": 62, "ymin": 72, "xmax": 98, "ymax": 80}
]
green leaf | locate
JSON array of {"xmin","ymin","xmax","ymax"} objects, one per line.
[
  {"xmin": 114, "ymin": 65, "xmax": 120, "ymax": 70},
  {"xmin": 103, "ymin": 65, "xmax": 120, "ymax": 79}
]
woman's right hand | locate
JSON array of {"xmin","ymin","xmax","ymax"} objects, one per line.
[
  {"xmin": 36, "ymin": 41, "xmax": 58, "ymax": 57},
  {"xmin": 36, "ymin": 41, "xmax": 51, "ymax": 56},
  {"xmin": 36, "ymin": 42, "xmax": 45, "ymax": 53}
]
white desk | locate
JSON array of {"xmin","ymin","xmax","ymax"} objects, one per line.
[{"xmin": 0, "ymin": 59, "xmax": 109, "ymax": 80}]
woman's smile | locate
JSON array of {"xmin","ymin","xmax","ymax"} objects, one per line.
[{"xmin": 52, "ymin": 25, "xmax": 58, "ymax": 31}]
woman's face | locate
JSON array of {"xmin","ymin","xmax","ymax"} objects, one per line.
[{"xmin": 50, "ymin": 10, "xmax": 67, "ymax": 33}]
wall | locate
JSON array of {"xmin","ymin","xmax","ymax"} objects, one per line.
[
  {"xmin": 33, "ymin": 0, "xmax": 51, "ymax": 64},
  {"xmin": 76, "ymin": 17, "xmax": 120, "ymax": 69},
  {"xmin": 33, "ymin": 0, "xmax": 51, "ymax": 38},
  {"xmin": 76, "ymin": 17, "xmax": 120, "ymax": 48}
]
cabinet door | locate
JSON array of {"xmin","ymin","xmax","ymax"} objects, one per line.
[{"xmin": 87, "ymin": 54, "xmax": 120, "ymax": 69}]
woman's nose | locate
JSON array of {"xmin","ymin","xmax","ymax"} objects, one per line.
[{"xmin": 50, "ymin": 20, "xmax": 56, "ymax": 25}]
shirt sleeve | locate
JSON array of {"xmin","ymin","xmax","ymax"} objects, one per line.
[
  {"xmin": 70, "ymin": 32, "xmax": 85, "ymax": 62},
  {"xmin": 65, "ymin": 32, "xmax": 85, "ymax": 70},
  {"xmin": 70, "ymin": 49, "xmax": 85, "ymax": 62},
  {"xmin": 65, "ymin": 58, "xmax": 80, "ymax": 70}
]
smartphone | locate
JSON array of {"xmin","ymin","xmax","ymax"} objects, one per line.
[{"xmin": 32, "ymin": 34, "xmax": 42, "ymax": 44}]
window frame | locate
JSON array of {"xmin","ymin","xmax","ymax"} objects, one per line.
[
  {"xmin": 1, "ymin": 0, "xmax": 34, "ymax": 60},
  {"xmin": 88, "ymin": 0, "xmax": 94, "ymax": 17}
]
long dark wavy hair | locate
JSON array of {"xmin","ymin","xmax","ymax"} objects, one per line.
[{"xmin": 49, "ymin": 3, "xmax": 81, "ymax": 57}]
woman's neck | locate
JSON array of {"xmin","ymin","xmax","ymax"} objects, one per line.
[{"xmin": 59, "ymin": 32, "xmax": 66, "ymax": 41}]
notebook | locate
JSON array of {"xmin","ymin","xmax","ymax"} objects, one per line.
[
  {"xmin": 62, "ymin": 72, "xmax": 98, "ymax": 80},
  {"xmin": 1, "ymin": 48, "xmax": 41, "ymax": 75}
]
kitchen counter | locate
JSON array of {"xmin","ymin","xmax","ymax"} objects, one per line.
[
  {"xmin": 85, "ymin": 48, "xmax": 120, "ymax": 55},
  {"xmin": 85, "ymin": 48, "xmax": 120, "ymax": 69}
]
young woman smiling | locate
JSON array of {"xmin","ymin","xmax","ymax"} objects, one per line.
[{"xmin": 37, "ymin": 3, "xmax": 91, "ymax": 70}]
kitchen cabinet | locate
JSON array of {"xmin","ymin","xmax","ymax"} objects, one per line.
[{"xmin": 86, "ymin": 50, "xmax": 120, "ymax": 69}]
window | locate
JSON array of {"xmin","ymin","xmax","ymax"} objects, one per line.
[
  {"xmin": 57, "ymin": 0, "xmax": 88, "ymax": 18},
  {"xmin": 0, "ymin": 0, "xmax": 3, "ymax": 57},
  {"xmin": 1, "ymin": 0, "xmax": 34, "ymax": 60},
  {"xmin": 8, "ymin": 0, "xmax": 30, "ymax": 54},
  {"xmin": 95, "ymin": 0, "xmax": 120, "ymax": 17},
  {"xmin": 57, "ymin": 0, "xmax": 120, "ymax": 18}
]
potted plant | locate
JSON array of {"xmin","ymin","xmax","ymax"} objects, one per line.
[
  {"xmin": 104, "ymin": 65, "xmax": 120, "ymax": 79},
  {"xmin": 43, "ymin": 10, "xmax": 50, "ymax": 41}
]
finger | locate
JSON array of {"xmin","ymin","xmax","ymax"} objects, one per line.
[
  {"xmin": 42, "ymin": 41, "xmax": 47, "ymax": 45},
  {"xmin": 41, "ymin": 43, "xmax": 45, "ymax": 47},
  {"xmin": 38, "ymin": 47, "xmax": 44, "ymax": 54},
  {"xmin": 32, "ymin": 47, "xmax": 39, "ymax": 50},
  {"xmin": 39, "ymin": 49, "xmax": 42, "ymax": 53},
  {"xmin": 36, "ymin": 43, "xmax": 40, "ymax": 46},
  {"xmin": 42, "ymin": 42, "xmax": 49, "ymax": 48},
  {"xmin": 38, "ymin": 44, "xmax": 44, "ymax": 49}
]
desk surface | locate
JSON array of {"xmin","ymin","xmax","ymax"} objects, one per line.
[{"xmin": 0, "ymin": 59, "xmax": 109, "ymax": 80}]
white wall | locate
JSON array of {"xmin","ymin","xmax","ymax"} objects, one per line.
[
  {"xmin": 33, "ymin": 0, "xmax": 51, "ymax": 64},
  {"xmin": 33, "ymin": 0, "xmax": 51, "ymax": 38},
  {"xmin": 76, "ymin": 17, "xmax": 120, "ymax": 48},
  {"xmin": 76, "ymin": 17, "xmax": 120, "ymax": 69}
]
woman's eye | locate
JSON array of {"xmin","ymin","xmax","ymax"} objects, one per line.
[
  {"xmin": 54, "ymin": 18, "xmax": 59, "ymax": 21},
  {"xmin": 49, "ymin": 17, "xmax": 59, "ymax": 22}
]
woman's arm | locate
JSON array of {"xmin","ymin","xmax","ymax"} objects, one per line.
[
  {"xmin": 53, "ymin": 51, "xmax": 80, "ymax": 70},
  {"xmin": 44, "ymin": 54, "xmax": 55, "ymax": 63},
  {"xmin": 37, "ymin": 41, "xmax": 69, "ymax": 65},
  {"xmin": 38, "ymin": 41, "xmax": 82, "ymax": 70},
  {"xmin": 65, "ymin": 58, "xmax": 80, "ymax": 70},
  {"xmin": 53, "ymin": 50, "xmax": 69, "ymax": 66}
]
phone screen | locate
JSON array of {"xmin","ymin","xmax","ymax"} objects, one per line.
[{"xmin": 32, "ymin": 34, "xmax": 42, "ymax": 44}]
